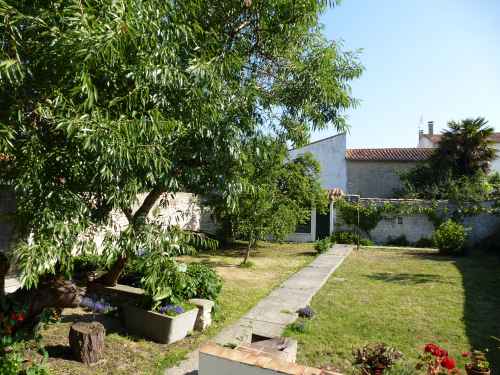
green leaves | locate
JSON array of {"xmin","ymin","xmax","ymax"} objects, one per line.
[{"xmin": 1, "ymin": 0, "xmax": 360, "ymax": 286}]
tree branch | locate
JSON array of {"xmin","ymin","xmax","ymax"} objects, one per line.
[{"xmin": 132, "ymin": 187, "xmax": 164, "ymax": 225}]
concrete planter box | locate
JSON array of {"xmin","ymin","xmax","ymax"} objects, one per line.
[{"xmin": 120, "ymin": 304, "xmax": 197, "ymax": 344}]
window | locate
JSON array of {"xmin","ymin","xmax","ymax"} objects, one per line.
[{"xmin": 295, "ymin": 220, "xmax": 311, "ymax": 234}]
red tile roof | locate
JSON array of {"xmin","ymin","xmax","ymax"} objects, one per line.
[
  {"xmin": 422, "ymin": 133, "xmax": 500, "ymax": 145},
  {"xmin": 346, "ymin": 148, "xmax": 434, "ymax": 162}
]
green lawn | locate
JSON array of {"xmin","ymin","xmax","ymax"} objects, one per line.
[
  {"xmin": 286, "ymin": 247, "xmax": 500, "ymax": 374},
  {"xmin": 41, "ymin": 242, "xmax": 315, "ymax": 375}
]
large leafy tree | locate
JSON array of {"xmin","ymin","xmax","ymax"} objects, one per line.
[
  {"xmin": 400, "ymin": 118, "xmax": 497, "ymax": 200},
  {"xmin": 0, "ymin": 0, "xmax": 361, "ymax": 315}
]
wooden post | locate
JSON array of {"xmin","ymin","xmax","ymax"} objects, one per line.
[{"xmin": 69, "ymin": 322, "xmax": 105, "ymax": 365}]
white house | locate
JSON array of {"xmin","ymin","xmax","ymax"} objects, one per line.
[{"xmin": 418, "ymin": 120, "xmax": 500, "ymax": 173}]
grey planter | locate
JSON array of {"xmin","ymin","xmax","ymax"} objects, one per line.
[{"xmin": 120, "ymin": 304, "xmax": 197, "ymax": 344}]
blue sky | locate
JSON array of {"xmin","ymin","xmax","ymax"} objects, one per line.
[{"xmin": 312, "ymin": 0, "xmax": 500, "ymax": 148}]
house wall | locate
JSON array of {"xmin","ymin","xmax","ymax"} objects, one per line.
[
  {"xmin": 346, "ymin": 161, "xmax": 417, "ymax": 198},
  {"xmin": 490, "ymin": 144, "xmax": 500, "ymax": 174},
  {"xmin": 289, "ymin": 133, "xmax": 347, "ymax": 191},
  {"xmin": 418, "ymin": 135, "xmax": 437, "ymax": 148}
]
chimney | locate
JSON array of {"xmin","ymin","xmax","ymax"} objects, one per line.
[{"xmin": 427, "ymin": 121, "xmax": 434, "ymax": 136}]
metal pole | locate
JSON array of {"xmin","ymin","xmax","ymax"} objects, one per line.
[{"xmin": 357, "ymin": 198, "xmax": 360, "ymax": 251}]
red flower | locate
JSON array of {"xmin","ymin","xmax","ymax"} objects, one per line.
[
  {"xmin": 16, "ymin": 313, "xmax": 25, "ymax": 322},
  {"xmin": 424, "ymin": 343, "xmax": 447, "ymax": 357},
  {"xmin": 441, "ymin": 357, "xmax": 456, "ymax": 370},
  {"xmin": 10, "ymin": 312, "xmax": 17, "ymax": 321},
  {"xmin": 462, "ymin": 352, "xmax": 470, "ymax": 358},
  {"xmin": 437, "ymin": 348, "xmax": 448, "ymax": 357},
  {"xmin": 425, "ymin": 343, "xmax": 439, "ymax": 354}
]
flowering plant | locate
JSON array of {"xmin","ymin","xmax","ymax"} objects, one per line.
[
  {"xmin": 158, "ymin": 304, "xmax": 185, "ymax": 316},
  {"xmin": 0, "ymin": 298, "xmax": 28, "ymax": 351},
  {"xmin": 463, "ymin": 350, "xmax": 490, "ymax": 373},
  {"xmin": 352, "ymin": 343, "xmax": 403, "ymax": 375},
  {"xmin": 417, "ymin": 343, "xmax": 459, "ymax": 374},
  {"xmin": 80, "ymin": 296, "xmax": 117, "ymax": 314}
]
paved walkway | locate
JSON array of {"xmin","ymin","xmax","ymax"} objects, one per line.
[{"xmin": 165, "ymin": 244, "xmax": 352, "ymax": 375}]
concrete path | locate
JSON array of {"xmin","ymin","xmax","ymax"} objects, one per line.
[{"xmin": 165, "ymin": 244, "xmax": 352, "ymax": 375}]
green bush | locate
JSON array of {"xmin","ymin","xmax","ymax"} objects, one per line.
[
  {"xmin": 331, "ymin": 231, "xmax": 373, "ymax": 246},
  {"xmin": 186, "ymin": 263, "xmax": 223, "ymax": 301},
  {"xmin": 386, "ymin": 235, "xmax": 409, "ymax": 247},
  {"xmin": 433, "ymin": 220, "xmax": 466, "ymax": 255},
  {"xmin": 0, "ymin": 351, "xmax": 22, "ymax": 375},
  {"xmin": 314, "ymin": 238, "xmax": 331, "ymax": 253},
  {"xmin": 414, "ymin": 237, "xmax": 435, "ymax": 248}
]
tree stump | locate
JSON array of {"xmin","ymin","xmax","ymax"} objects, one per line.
[{"xmin": 69, "ymin": 322, "xmax": 105, "ymax": 365}]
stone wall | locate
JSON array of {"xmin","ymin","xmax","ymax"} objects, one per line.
[
  {"xmin": 346, "ymin": 160, "xmax": 417, "ymax": 198},
  {"xmin": 336, "ymin": 198, "xmax": 500, "ymax": 246},
  {"xmin": 1, "ymin": 191, "xmax": 217, "ymax": 294}
]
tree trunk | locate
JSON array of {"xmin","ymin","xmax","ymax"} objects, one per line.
[
  {"xmin": 69, "ymin": 321, "xmax": 105, "ymax": 365},
  {"xmin": 242, "ymin": 240, "xmax": 252, "ymax": 264},
  {"xmin": 92, "ymin": 254, "xmax": 127, "ymax": 287},
  {"xmin": 92, "ymin": 188, "xmax": 164, "ymax": 287},
  {"xmin": 0, "ymin": 253, "xmax": 9, "ymax": 297}
]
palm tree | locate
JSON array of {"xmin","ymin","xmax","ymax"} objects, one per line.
[{"xmin": 433, "ymin": 117, "xmax": 496, "ymax": 176}]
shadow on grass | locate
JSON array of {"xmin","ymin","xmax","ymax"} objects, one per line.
[
  {"xmin": 45, "ymin": 344, "xmax": 74, "ymax": 361},
  {"xmin": 366, "ymin": 272, "xmax": 448, "ymax": 285},
  {"xmin": 406, "ymin": 250, "xmax": 500, "ymax": 370},
  {"xmin": 454, "ymin": 253, "xmax": 500, "ymax": 371}
]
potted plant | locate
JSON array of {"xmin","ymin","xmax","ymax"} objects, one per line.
[
  {"xmin": 464, "ymin": 350, "xmax": 490, "ymax": 375},
  {"xmin": 121, "ymin": 301, "xmax": 197, "ymax": 344},
  {"xmin": 120, "ymin": 258, "xmax": 199, "ymax": 344},
  {"xmin": 352, "ymin": 343, "xmax": 403, "ymax": 375}
]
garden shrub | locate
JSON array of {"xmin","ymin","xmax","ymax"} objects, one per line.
[
  {"xmin": 314, "ymin": 238, "xmax": 331, "ymax": 253},
  {"xmin": 331, "ymin": 231, "xmax": 373, "ymax": 246},
  {"xmin": 126, "ymin": 259, "xmax": 223, "ymax": 306},
  {"xmin": 0, "ymin": 350, "xmax": 22, "ymax": 375},
  {"xmin": 414, "ymin": 237, "xmax": 435, "ymax": 248},
  {"xmin": 433, "ymin": 220, "xmax": 466, "ymax": 255},
  {"xmin": 386, "ymin": 235, "xmax": 409, "ymax": 247},
  {"xmin": 186, "ymin": 263, "xmax": 223, "ymax": 301}
]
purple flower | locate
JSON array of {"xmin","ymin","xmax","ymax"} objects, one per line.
[
  {"xmin": 158, "ymin": 304, "xmax": 184, "ymax": 316},
  {"xmin": 174, "ymin": 306, "xmax": 184, "ymax": 314}
]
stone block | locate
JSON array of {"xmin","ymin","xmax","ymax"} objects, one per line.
[
  {"xmin": 189, "ymin": 298, "xmax": 214, "ymax": 331},
  {"xmin": 199, "ymin": 342, "xmax": 342, "ymax": 375},
  {"xmin": 240, "ymin": 337, "xmax": 298, "ymax": 363}
]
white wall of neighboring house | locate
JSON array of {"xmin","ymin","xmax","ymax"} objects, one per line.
[
  {"xmin": 491, "ymin": 144, "xmax": 500, "ymax": 174},
  {"xmin": 289, "ymin": 133, "xmax": 347, "ymax": 192}
]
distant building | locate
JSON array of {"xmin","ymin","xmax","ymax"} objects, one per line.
[
  {"xmin": 290, "ymin": 133, "xmax": 432, "ymax": 199},
  {"xmin": 288, "ymin": 134, "xmax": 433, "ymax": 241},
  {"xmin": 418, "ymin": 120, "xmax": 500, "ymax": 172}
]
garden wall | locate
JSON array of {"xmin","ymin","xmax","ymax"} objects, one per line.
[
  {"xmin": 0, "ymin": 191, "xmax": 217, "ymax": 294},
  {"xmin": 336, "ymin": 198, "xmax": 500, "ymax": 246}
]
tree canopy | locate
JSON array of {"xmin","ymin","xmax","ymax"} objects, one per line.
[
  {"xmin": 0, "ymin": 0, "xmax": 362, "ymax": 289},
  {"xmin": 209, "ymin": 136, "xmax": 327, "ymax": 263},
  {"xmin": 399, "ymin": 118, "xmax": 497, "ymax": 200}
]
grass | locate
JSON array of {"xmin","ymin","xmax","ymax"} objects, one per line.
[
  {"xmin": 285, "ymin": 247, "xmax": 500, "ymax": 374},
  {"xmin": 40, "ymin": 241, "xmax": 315, "ymax": 375}
]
